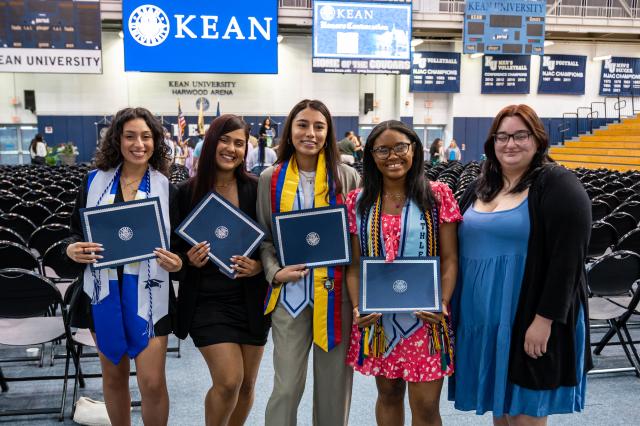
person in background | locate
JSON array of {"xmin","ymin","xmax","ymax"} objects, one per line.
[
  {"xmin": 451, "ymin": 104, "xmax": 592, "ymax": 425},
  {"xmin": 353, "ymin": 134, "xmax": 364, "ymax": 162},
  {"xmin": 63, "ymin": 107, "xmax": 183, "ymax": 426},
  {"xmin": 247, "ymin": 125, "xmax": 259, "ymax": 151},
  {"xmin": 259, "ymin": 118, "xmax": 277, "ymax": 147},
  {"xmin": 338, "ymin": 131, "xmax": 359, "ymax": 164},
  {"xmin": 193, "ymin": 132, "xmax": 206, "ymax": 173},
  {"xmin": 184, "ymin": 137, "xmax": 197, "ymax": 178},
  {"xmin": 175, "ymin": 114, "xmax": 270, "ymax": 426},
  {"xmin": 446, "ymin": 139, "xmax": 462, "ymax": 162},
  {"xmin": 345, "ymin": 120, "xmax": 460, "ymax": 426},
  {"xmin": 29, "ymin": 133, "xmax": 47, "ymax": 165},
  {"xmin": 429, "ymin": 138, "xmax": 445, "ymax": 165},
  {"xmin": 257, "ymin": 99, "xmax": 360, "ymax": 426},
  {"xmin": 164, "ymin": 130, "xmax": 176, "ymax": 163},
  {"xmin": 246, "ymin": 132, "xmax": 277, "ymax": 176}
]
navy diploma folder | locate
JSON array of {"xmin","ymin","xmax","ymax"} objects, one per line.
[
  {"xmin": 80, "ymin": 197, "xmax": 168, "ymax": 270},
  {"xmin": 176, "ymin": 192, "xmax": 266, "ymax": 278},
  {"xmin": 272, "ymin": 205, "xmax": 351, "ymax": 268},
  {"xmin": 359, "ymin": 257, "xmax": 441, "ymax": 314}
]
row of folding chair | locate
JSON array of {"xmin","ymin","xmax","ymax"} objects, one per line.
[{"xmin": 587, "ymin": 251, "xmax": 640, "ymax": 377}]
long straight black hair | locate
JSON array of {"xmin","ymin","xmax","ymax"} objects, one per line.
[
  {"xmin": 276, "ymin": 99, "xmax": 343, "ymax": 196},
  {"xmin": 476, "ymin": 104, "xmax": 553, "ymax": 202},
  {"xmin": 358, "ymin": 120, "xmax": 434, "ymax": 216},
  {"xmin": 190, "ymin": 114, "xmax": 254, "ymax": 207}
]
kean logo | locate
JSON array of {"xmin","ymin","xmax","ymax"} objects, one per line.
[
  {"xmin": 128, "ymin": 4, "xmax": 171, "ymax": 47},
  {"xmin": 123, "ymin": 0, "xmax": 278, "ymax": 73}
]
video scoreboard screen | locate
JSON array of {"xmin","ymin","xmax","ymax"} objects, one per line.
[
  {"xmin": 463, "ymin": 0, "xmax": 546, "ymax": 55},
  {"xmin": 312, "ymin": 1, "xmax": 412, "ymax": 75},
  {"xmin": 0, "ymin": 0, "xmax": 102, "ymax": 73}
]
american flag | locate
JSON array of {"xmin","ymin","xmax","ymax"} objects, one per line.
[{"xmin": 177, "ymin": 101, "xmax": 186, "ymax": 142}]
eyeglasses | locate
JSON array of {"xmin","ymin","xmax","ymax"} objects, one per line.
[
  {"xmin": 493, "ymin": 131, "xmax": 531, "ymax": 145},
  {"xmin": 371, "ymin": 142, "xmax": 413, "ymax": 159}
]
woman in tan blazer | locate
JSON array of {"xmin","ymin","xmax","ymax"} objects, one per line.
[{"xmin": 256, "ymin": 99, "xmax": 360, "ymax": 426}]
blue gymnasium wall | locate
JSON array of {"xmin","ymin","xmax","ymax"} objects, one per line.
[
  {"xmin": 37, "ymin": 115, "xmax": 361, "ymax": 164},
  {"xmin": 453, "ymin": 117, "xmax": 618, "ymax": 163}
]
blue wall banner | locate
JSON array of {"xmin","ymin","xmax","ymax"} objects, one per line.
[
  {"xmin": 410, "ymin": 52, "xmax": 461, "ymax": 93},
  {"xmin": 312, "ymin": 1, "xmax": 412, "ymax": 74},
  {"xmin": 538, "ymin": 54, "xmax": 586, "ymax": 95},
  {"xmin": 464, "ymin": 0, "xmax": 546, "ymax": 55},
  {"xmin": 122, "ymin": 0, "xmax": 278, "ymax": 73},
  {"xmin": 599, "ymin": 57, "xmax": 640, "ymax": 96},
  {"xmin": 0, "ymin": 0, "xmax": 102, "ymax": 73},
  {"xmin": 481, "ymin": 55, "xmax": 530, "ymax": 94}
]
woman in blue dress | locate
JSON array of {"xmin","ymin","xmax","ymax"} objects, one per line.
[{"xmin": 450, "ymin": 104, "xmax": 593, "ymax": 425}]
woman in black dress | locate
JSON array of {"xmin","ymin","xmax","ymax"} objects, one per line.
[
  {"xmin": 64, "ymin": 107, "xmax": 183, "ymax": 425},
  {"xmin": 175, "ymin": 114, "xmax": 270, "ymax": 426}
]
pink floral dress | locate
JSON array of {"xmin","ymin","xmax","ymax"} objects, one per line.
[{"xmin": 345, "ymin": 181, "xmax": 463, "ymax": 382}]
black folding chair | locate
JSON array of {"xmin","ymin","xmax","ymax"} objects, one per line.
[
  {"xmin": 57, "ymin": 191, "xmax": 78, "ymax": 204},
  {"xmin": 613, "ymin": 188, "xmax": 636, "ymax": 203},
  {"xmin": 37, "ymin": 197, "xmax": 64, "ymax": 214},
  {"xmin": 10, "ymin": 202, "xmax": 52, "ymax": 227},
  {"xmin": 594, "ymin": 193, "xmax": 621, "ymax": 211},
  {"xmin": 587, "ymin": 251, "xmax": 640, "ymax": 377},
  {"xmin": 0, "ymin": 213, "xmax": 36, "ymax": 241},
  {"xmin": 43, "ymin": 211, "xmax": 73, "ymax": 226},
  {"xmin": 592, "ymin": 200, "xmax": 612, "ymax": 222},
  {"xmin": 615, "ymin": 228, "xmax": 640, "ymax": 257},
  {"xmin": 22, "ymin": 190, "xmax": 48, "ymax": 203},
  {"xmin": 602, "ymin": 212, "xmax": 638, "ymax": 239},
  {"xmin": 55, "ymin": 203, "xmax": 75, "ymax": 214},
  {"xmin": 0, "ymin": 193, "xmax": 21, "ymax": 212},
  {"xmin": 614, "ymin": 200, "xmax": 640, "ymax": 223},
  {"xmin": 587, "ymin": 221, "xmax": 617, "ymax": 260},
  {"xmin": 0, "ymin": 241, "xmax": 38, "ymax": 271},
  {"xmin": 43, "ymin": 185, "xmax": 65, "ymax": 199},
  {"xmin": 28, "ymin": 224, "xmax": 71, "ymax": 258},
  {"xmin": 0, "ymin": 227, "xmax": 26, "ymax": 246},
  {"xmin": 0, "ymin": 268, "xmax": 79, "ymax": 421}
]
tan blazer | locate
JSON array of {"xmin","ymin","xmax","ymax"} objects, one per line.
[{"xmin": 257, "ymin": 162, "xmax": 361, "ymax": 286}]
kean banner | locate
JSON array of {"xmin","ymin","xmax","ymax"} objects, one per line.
[
  {"xmin": 410, "ymin": 52, "xmax": 461, "ymax": 93},
  {"xmin": 123, "ymin": 0, "xmax": 278, "ymax": 73},
  {"xmin": 0, "ymin": 0, "xmax": 102, "ymax": 74},
  {"xmin": 599, "ymin": 57, "xmax": 640, "ymax": 96},
  {"xmin": 481, "ymin": 54, "xmax": 530, "ymax": 94},
  {"xmin": 538, "ymin": 54, "xmax": 586, "ymax": 95},
  {"xmin": 312, "ymin": 1, "xmax": 412, "ymax": 74}
]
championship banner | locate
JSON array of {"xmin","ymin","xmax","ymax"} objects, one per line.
[
  {"xmin": 410, "ymin": 52, "xmax": 461, "ymax": 93},
  {"xmin": 312, "ymin": 1, "xmax": 412, "ymax": 75},
  {"xmin": 0, "ymin": 0, "xmax": 102, "ymax": 74},
  {"xmin": 538, "ymin": 54, "xmax": 586, "ymax": 95},
  {"xmin": 481, "ymin": 54, "xmax": 530, "ymax": 94},
  {"xmin": 123, "ymin": 0, "xmax": 278, "ymax": 73},
  {"xmin": 599, "ymin": 57, "xmax": 640, "ymax": 96}
]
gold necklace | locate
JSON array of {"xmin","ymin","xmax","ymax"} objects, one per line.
[{"xmin": 383, "ymin": 192, "xmax": 406, "ymax": 209}]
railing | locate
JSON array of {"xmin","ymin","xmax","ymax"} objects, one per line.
[{"xmin": 558, "ymin": 90, "xmax": 640, "ymax": 144}]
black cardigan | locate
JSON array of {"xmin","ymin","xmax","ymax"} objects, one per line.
[
  {"xmin": 174, "ymin": 177, "xmax": 270, "ymax": 340},
  {"xmin": 457, "ymin": 164, "xmax": 593, "ymax": 389}
]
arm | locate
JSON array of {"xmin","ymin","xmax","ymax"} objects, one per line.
[
  {"xmin": 256, "ymin": 169, "xmax": 307, "ymax": 285},
  {"xmin": 64, "ymin": 174, "xmax": 104, "ymax": 265},
  {"xmin": 524, "ymin": 169, "xmax": 591, "ymax": 359},
  {"xmin": 347, "ymin": 233, "xmax": 381, "ymax": 327},
  {"xmin": 439, "ymin": 222, "xmax": 458, "ymax": 309}
]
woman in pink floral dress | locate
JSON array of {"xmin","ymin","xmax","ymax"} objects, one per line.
[{"xmin": 345, "ymin": 120, "xmax": 462, "ymax": 425}]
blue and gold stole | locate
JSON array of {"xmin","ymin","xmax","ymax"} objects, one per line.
[
  {"xmin": 82, "ymin": 166, "xmax": 170, "ymax": 365},
  {"xmin": 356, "ymin": 191, "xmax": 453, "ymax": 370},
  {"xmin": 263, "ymin": 150, "xmax": 343, "ymax": 352}
]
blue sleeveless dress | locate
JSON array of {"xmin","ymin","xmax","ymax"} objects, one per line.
[{"xmin": 451, "ymin": 199, "xmax": 587, "ymax": 417}]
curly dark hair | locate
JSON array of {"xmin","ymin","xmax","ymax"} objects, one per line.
[{"xmin": 95, "ymin": 107, "xmax": 170, "ymax": 175}]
